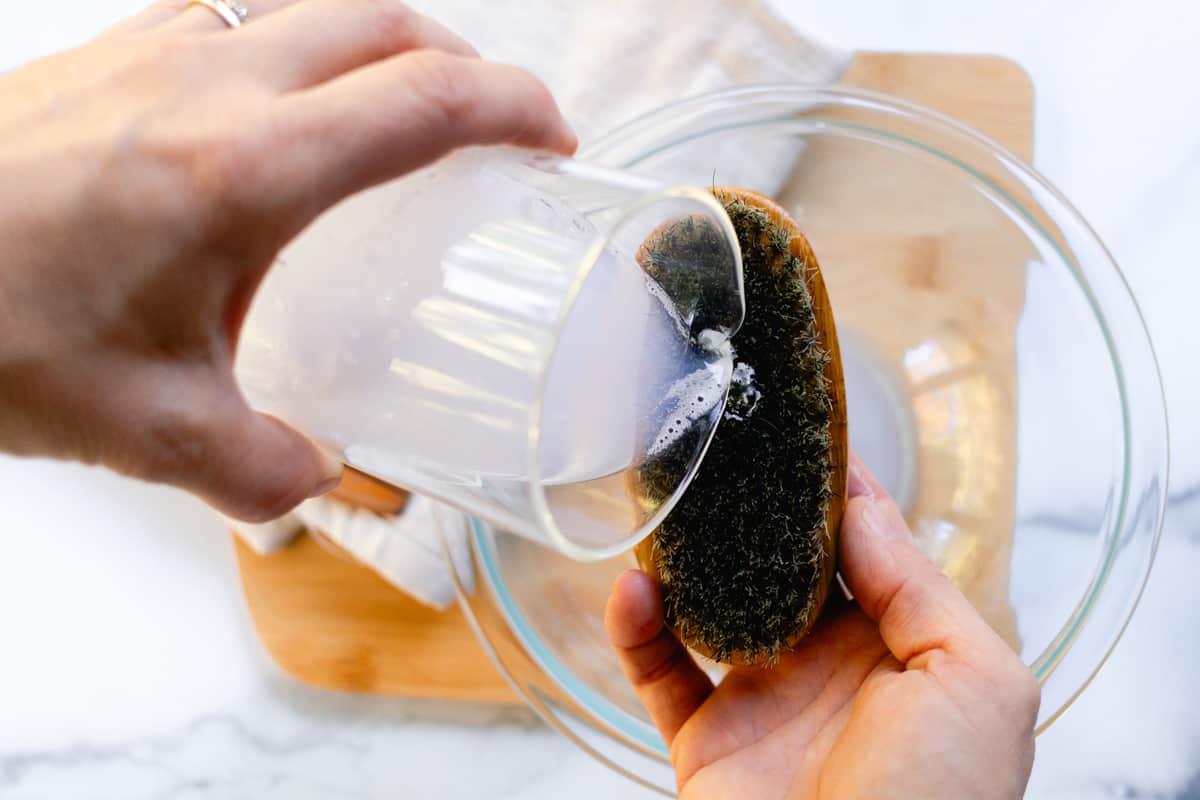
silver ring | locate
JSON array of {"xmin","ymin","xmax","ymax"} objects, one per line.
[{"xmin": 186, "ymin": 0, "xmax": 249, "ymax": 28}]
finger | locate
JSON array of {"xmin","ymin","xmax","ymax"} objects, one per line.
[
  {"xmin": 605, "ymin": 570, "xmax": 713, "ymax": 745},
  {"xmin": 203, "ymin": 408, "xmax": 343, "ymax": 522},
  {"xmin": 238, "ymin": 0, "xmax": 478, "ymax": 91},
  {"xmin": 129, "ymin": 374, "xmax": 344, "ymax": 522},
  {"xmin": 846, "ymin": 447, "xmax": 889, "ymax": 500},
  {"xmin": 100, "ymin": 1, "xmax": 190, "ymax": 37},
  {"xmin": 156, "ymin": 0, "xmax": 301, "ymax": 33},
  {"xmin": 272, "ymin": 51, "xmax": 577, "ymax": 205},
  {"xmin": 839, "ymin": 453, "xmax": 1007, "ymax": 668}
]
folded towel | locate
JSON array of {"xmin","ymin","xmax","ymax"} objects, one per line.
[
  {"xmin": 231, "ymin": 0, "xmax": 849, "ymax": 609},
  {"xmin": 295, "ymin": 495, "xmax": 475, "ymax": 608},
  {"xmin": 405, "ymin": 0, "xmax": 851, "ymax": 144}
]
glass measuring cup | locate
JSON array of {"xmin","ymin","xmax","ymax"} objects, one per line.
[{"xmin": 234, "ymin": 148, "xmax": 744, "ymax": 560}]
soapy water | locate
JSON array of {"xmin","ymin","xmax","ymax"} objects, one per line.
[
  {"xmin": 646, "ymin": 357, "xmax": 728, "ymax": 458},
  {"xmin": 239, "ymin": 150, "xmax": 739, "ymax": 549},
  {"xmin": 638, "ymin": 234, "xmax": 740, "ymax": 460},
  {"xmin": 644, "ymin": 271, "xmax": 692, "ymax": 342}
]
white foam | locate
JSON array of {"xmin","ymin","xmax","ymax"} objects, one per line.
[
  {"xmin": 697, "ymin": 327, "xmax": 733, "ymax": 359},
  {"xmin": 724, "ymin": 361, "xmax": 763, "ymax": 422},
  {"xmin": 646, "ymin": 362, "xmax": 727, "ymax": 456}
]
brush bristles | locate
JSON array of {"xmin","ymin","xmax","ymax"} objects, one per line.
[{"xmin": 637, "ymin": 195, "xmax": 834, "ymax": 664}]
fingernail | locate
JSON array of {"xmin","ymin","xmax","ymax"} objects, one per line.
[
  {"xmin": 848, "ymin": 462, "xmax": 874, "ymax": 499},
  {"xmin": 860, "ymin": 498, "xmax": 897, "ymax": 540},
  {"xmin": 310, "ymin": 449, "xmax": 344, "ymax": 498},
  {"xmin": 560, "ymin": 123, "xmax": 580, "ymax": 155},
  {"xmin": 309, "ymin": 475, "xmax": 342, "ymax": 498}
]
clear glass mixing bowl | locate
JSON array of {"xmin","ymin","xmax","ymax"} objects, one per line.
[{"xmin": 441, "ymin": 86, "xmax": 1170, "ymax": 796}]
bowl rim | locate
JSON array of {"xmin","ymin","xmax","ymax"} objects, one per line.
[
  {"xmin": 583, "ymin": 82, "xmax": 1171, "ymax": 717},
  {"xmin": 457, "ymin": 82, "xmax": 1170, "ymax": 765}
]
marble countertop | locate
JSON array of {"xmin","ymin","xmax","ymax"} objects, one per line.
[{"xmin": 3, "ymin": 1, "xmax": 1198, "ymax": 797}]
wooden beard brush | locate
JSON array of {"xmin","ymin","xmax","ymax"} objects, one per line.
[{"xmin": 634, "ymin": 187, "xmax": 848, "ymax": 666}]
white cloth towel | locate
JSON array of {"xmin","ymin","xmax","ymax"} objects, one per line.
[
  {"xmin": 226, "ymin": 495, "xmax": 474, "ymax": 610},
  {"xmin": 230, "ymin": 0, "xmax": 849, "ymax": 609}
]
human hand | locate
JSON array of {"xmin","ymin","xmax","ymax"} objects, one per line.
[
  {"xmin": 606, "ymin": 453, "xmax": 1039, "ymax": 799},
  {"xmin": 0, "ymin": 0, "xmax": 575, "ymax": 520}
]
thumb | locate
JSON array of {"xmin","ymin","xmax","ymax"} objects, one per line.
[
  {"xmin": 145, "ymin": 376, "xmax": 344, "ymax": 522},
  {"xmin": 605, "ymin": 570, "xmax": 714, "ymax": 746},
  {"xmin": 839, "ymin": 453, "xmax": 1008, "ymax": 667},
  {"xmin": 200, "ymin": 407, "xmax": 344, "ymax": 522}
]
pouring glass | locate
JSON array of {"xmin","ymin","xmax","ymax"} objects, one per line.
[{"xmin": 234, "ymin": 148, "xmax": 744, "ymax": 559}]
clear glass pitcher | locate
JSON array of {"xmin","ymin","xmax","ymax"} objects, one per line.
[{"xmin": 235, "ymin": 148, "xmax": 743, "ymax": 560}]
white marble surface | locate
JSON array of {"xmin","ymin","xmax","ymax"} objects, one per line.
[{"xmin": 2, "ymin": 1, "xmax": 1199, "ymax": 798}]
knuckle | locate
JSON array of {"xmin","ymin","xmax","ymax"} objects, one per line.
[
  {"xmin": 499, "ymin": 64, "xmax": 552, "ymax": 111},
  {"xmin": 356, "ymin": 0, "xmax": 415, "ymax": 19},
  {"xmin": 145, "ymin": 31, "xmax": 221, "ymax": 88},
  {"xmin": 117, "ymin": 39, "xmax": 276, "ymax": 217},
  {"xmin": 634, "ymin": 646, "xmax": 689, "ymax": 687},
  {"xmin": 358, "ymin": 0, "xmax": 419, "ymax": 48},
  {"xmin": 144, "ymin": 31, "xmax": 196, "ymax": 69},
  {"xmin": 160, "ymin": 112, "xmax": 272, "ymax": 222},
  {"xmin": 139, "ymin": 402, "xmax": 213, "ymax": 482},
  {"xmin": 407, "ymin": 50, "xmax": 474, "ymax": 126}
]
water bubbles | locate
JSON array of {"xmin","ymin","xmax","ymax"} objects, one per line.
[{"xmin": 647, "ymin": 363, "xmax": 727, "ymax": 456}]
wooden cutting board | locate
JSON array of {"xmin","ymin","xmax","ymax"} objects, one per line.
[{"xmin": 233, "ymin": 52, "xmax": 1035, "ymax": 703}]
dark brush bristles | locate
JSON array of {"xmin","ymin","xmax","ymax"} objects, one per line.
[
  {"xmin": 637, "ymin": 196, "xmax": 833, "ymax": 664},
  {"xmin": 636, "ymin": 212, "xmax": 744, "ymax": 345}
]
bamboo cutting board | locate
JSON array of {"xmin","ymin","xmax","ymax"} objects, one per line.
[{"xmin": 233, "ymin": 52, "xmax": 1035, "ymax": 702}]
